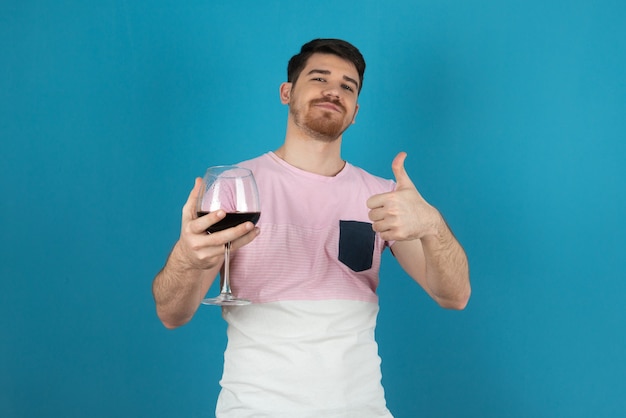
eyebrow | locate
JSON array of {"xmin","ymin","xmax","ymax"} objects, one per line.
[{"xmin": 306, "ymin": 69, "xmax": 359, "ymax": 90}]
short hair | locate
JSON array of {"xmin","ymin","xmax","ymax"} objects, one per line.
[{"xmin": 287, "ymin": 39, "xmax": 366, "ymax": 93}]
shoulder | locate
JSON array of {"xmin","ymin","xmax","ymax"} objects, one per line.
[
  {"xmin": 236, "ymin": 153, "xmax": 275, "ymax": 172},
  {"xmin": 345, "ymin": 163, "xmax": 396, "ymax": 193}
]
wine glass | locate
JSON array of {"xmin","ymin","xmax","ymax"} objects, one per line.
[{"xmin": 196, "ymin": 165, "xmax": 261, "ymax": 306}]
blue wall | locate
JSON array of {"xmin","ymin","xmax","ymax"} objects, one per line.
[{"xmin": 2, "ymin": 1, "xmax": 625, "ymax": 417}]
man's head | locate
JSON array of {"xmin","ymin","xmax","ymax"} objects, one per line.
[{"xmin": 287, "ymin": 39, "xmax": 366, "ymax": 94}]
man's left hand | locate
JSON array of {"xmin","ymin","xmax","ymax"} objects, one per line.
[{"xmin": 366, "ymin": 152, "xmax": 441, "ymax": 242}]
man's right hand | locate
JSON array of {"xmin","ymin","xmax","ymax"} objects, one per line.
[
  {"xmin": 152, "ymin": 178, "xmax": 260, "ymax": 329},
  {"xmin": 175, "ymin": 177, "xmax": 260, "ymax": 271}
]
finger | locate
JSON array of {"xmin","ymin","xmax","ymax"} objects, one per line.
[
  {"xmin": 367, "ymin": 207, "xmax": 385, "ymax": 222},
  {"xmin": 182, "ymin": 177, "xmax": 203, "ymax": 223},
  {"xmin": 391, "ymin": 151, "xmax": 415, "ymax": 191},
  {"xmin": 190, "ymin": 209, "xmax": 226, "ymax": 235},
  {"xmin": 214, "ymin": 220, "xmax": 257, "ymax": 243},
  {"xmin": 371, "ymin": 219, "xmax": 393, "ymax": 235},
  {"xmin": 366, "ymin": 192, "xmax": 388, "ymax": 210},
  {"xmin": 187, "ymin": 218, "xmax": 255, "ymax": 253},
  {"xmin": 230, "ymin": 226, "xmax": 261, "ymax": 251},
  {"xmin": 187, "ymin": 220, "xmax": 257, "ymax": 263}
]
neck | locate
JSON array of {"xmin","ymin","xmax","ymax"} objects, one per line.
[{"xmin": 275, "ymin": 122, "xmax": 346, "ymax": 176}]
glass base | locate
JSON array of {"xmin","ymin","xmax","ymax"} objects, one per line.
[{"xmin": 201, "ymin": 293, "xmax": 251, "ymax": 306}]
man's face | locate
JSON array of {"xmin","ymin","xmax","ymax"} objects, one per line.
[{"xmin": 282, "ymin": 53, "xmax": 360, "ymax": 141}]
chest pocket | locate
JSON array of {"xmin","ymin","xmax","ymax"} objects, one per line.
[{"xmin": 338, "ymin": 220, "xmax": 375, "ymax": 272}]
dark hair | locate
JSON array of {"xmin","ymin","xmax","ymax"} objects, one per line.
[{"xmin": 287, "ymin": 38, "xmax": 366, "ymax": 93}]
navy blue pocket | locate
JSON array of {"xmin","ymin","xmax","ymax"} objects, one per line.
[{"xmin": 338, "ymin": 220, "xmax": 375, "ymax": 272}]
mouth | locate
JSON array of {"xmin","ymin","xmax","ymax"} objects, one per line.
[{"xmin": 311, "ymin": 99, "xmax": 344, "ymax": 113}]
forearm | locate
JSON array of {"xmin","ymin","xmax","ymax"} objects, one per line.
[
  {"xmin": 367, "ymin": 153, "xmax": 470, "ymax": 308},
  {"xmin": 393, "ymin": 214, "xmax": 470, "ymax": 309},
  {"xmin": 152, "ymin": 242, "xmax": 221, "ymax": 328},
  {"xmin": 419, "ymin": 219, "xmax": 470, "ymax": 309}
]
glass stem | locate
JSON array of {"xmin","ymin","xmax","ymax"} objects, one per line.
[{"xmin": 220, "ymin": 241, "xmax": 233, "ymax": 296}]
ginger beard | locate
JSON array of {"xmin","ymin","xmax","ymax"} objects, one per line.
[{"xmin": 290, "ymin": 97, "xmax": 356, "ymax": 142}]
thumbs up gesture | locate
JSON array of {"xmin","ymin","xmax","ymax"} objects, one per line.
[{"xmin": 367, "ymin": 152, "xmax": 440, "ymax": 242}]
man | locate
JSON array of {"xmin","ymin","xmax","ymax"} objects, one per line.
[{"xmin": 153, "ymin": 38, "xmax": 470, "ymax": 417}]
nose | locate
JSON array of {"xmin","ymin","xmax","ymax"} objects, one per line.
[{"xmin": 322, "ymin": 84, "xmax": 341, "ymax": 99}]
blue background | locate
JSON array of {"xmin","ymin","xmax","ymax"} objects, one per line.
[{"xmin": 2, "ymin": 1, "xmax": 625, "ymax": 417}]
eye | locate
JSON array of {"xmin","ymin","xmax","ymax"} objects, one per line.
[
  {"xmin": 342, "ymin": 84, "xmax": 355, "ymax": 92},
  {"xmin": 312, "ymin": 77, "xmax": 326, "ymax": 82}
]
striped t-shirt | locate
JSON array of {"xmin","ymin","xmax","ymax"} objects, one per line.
[{"xmin": 215, "ymin": 152, "xmax": 396, "ymax": 417}]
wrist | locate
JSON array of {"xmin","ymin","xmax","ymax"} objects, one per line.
[{"xmin": 168, "ymin": 241, "xmax": 202, "ymax": 272}]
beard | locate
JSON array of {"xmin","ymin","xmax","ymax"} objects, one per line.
[{"xmin": 290, "ymin": 98, "xmax": 352, "ymax": 142}]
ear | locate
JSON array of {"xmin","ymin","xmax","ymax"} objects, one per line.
[
  {"xmin": 279, "ymin": 82, "xmax": 292, "ymax": 104},
  {"xmin": 351, "ymin": 103, "xmax": 360, "ymax": 124}
]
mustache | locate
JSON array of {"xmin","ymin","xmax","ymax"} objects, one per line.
[{"xmin": 309, "ymin": 97, "xmax": 346, "ymax": 112}]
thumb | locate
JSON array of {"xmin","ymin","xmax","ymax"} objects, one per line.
[
  {"xmin": 183, "ymin": 177, "xmax": 203, "ymax": 222},
  {"xmin": 392, "ymin": 151, "xmax": 415, "ymax": 190}
]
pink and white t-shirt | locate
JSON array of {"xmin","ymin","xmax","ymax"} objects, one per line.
[{"xmin": 215, "ymin": 152, "xmax": 396, "ymax": 417}]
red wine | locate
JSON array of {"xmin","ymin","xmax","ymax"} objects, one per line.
[{"xmin": 197, "ymin": 211, "xmax": 261, "ymax": 233}]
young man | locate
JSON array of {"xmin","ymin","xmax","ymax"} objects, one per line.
[{"xmin": 153, "ymin": 39, "xmax": 470, "ymax": 417}]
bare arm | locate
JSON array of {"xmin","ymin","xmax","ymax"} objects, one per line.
[
  {"xmin": 152, "ymin": 178, "xmax": 260, "ymax": 328},
  {"xmin": 367, "ymin": 152, "xmax": 470, "ymax": 309},
  {"xmin": 390, "ymin": 214, "xmax": 470, "ymax": 309}
]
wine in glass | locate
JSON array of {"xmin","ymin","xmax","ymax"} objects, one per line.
[{"xmin": 196, "ymin": 165, "xmax": 260, "ymax": 306}]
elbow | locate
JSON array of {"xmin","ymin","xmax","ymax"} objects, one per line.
[
  {"xmin": 156, "ymin": 308, "xmax": 191, "ymax": 330},
  {"xmin": 159, "ymin": 317, "xmax": 188, "ymax": 330},
  {"xmin": 439, "ymin": 297, "xmax": 469, "ymax": 310},
  {"xmin": 161, "ymin": 319, "xmax": 183, "ymax": 330},
  {"xmin": 440, "ymin": 269, "xmax": 471, "ymax": 310},
  {"xmin": 436, "ymin": 285, "xmax": 471, "ymax": 311}
]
